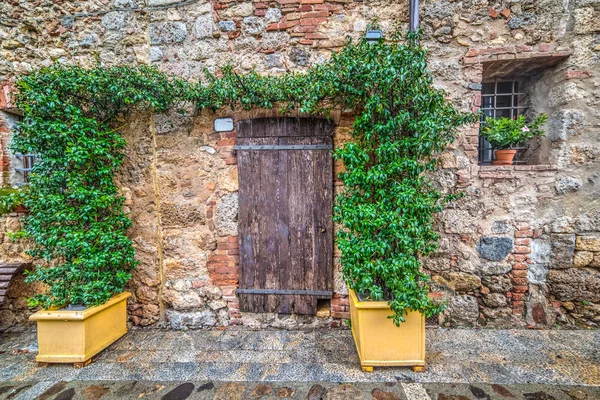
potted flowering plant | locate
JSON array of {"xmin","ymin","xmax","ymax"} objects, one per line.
[{"xmin": 481, "ymin": 114, "xmax": 547, "ymax": 165}]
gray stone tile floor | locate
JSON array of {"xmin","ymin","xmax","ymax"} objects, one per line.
[{"xmin": 0, "ymin": 327, "xmax": 599, "ymax": 399}]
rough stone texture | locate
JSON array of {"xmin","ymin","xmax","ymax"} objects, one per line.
[
  {"xmin": 477, "ymin": 237, "xmax": 513, "ymax": 261},
  {"xmin": 214, "ymin": 193, "xmax": 238, "ymax": 237},
  {"xmin": 1, "ymin": 0, "xmax": 600, "ymax": 330},
  {"xmin": 555, "ymin": 176, "xmax": 582, "ymax": 194},
  {"xmin": 550, "ymin": 234, "xmax": 576, "ymax": 268},
  {"xmin": 445, "ymin": 295, "xmax": 479, "ymax": 327}
]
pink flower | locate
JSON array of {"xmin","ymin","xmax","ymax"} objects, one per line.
[{"xmin": 521, "ymin": 126, "xmax": 530, "ymax": 132}]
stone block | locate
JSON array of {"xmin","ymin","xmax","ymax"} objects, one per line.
[
  {"xmin": 555, "ymin": 176, "xmax": 582, "ymax": 194},
  {"xmin": 482, "ymin": 275, "xmax": 512, "ymax": 293},
  {"xmin": 194, "ymin": 14, "xmax": 214, "ymax": 39},
  {"xmin": 150, "ymin": 22, "xmax": 188, "ymax": 45},
  {"xmin": 222, "ymin": 3, "xmax": 254, "ymax": 18},
  {"xmin": 102, "ymin": 12, "xmax": 127, "ymax": 31},
  {"xmin": 574, "ymin": 251, "xmax": 594, "ymax": 268},
  {"xmin": 479, "ymin": 262, "xmax": 512, "ymax": 275},
  {"xmin": 548, "ymin": 109, "xmax": 584, "ymax": 141},
  {"xmin": 477, "ymin": 237, "xmax": 513, "ymax": 261},
  {"xmin": 215, "ymin": 193, "xmax": 239, "ymax": 236},
  {"xmin": 548, "ymin": 268, "xmax": 600, "ymax": 302},
  {"xmin": 484, "ymin": 293, "xmax": 508, "ymax": 308},
  {"xmin": 433, "ymin": 272, "xmax": 481, "ymax": 292},
  {"xmin": 445, "ymin": 295, "xmax": 479, "ymax": 327},
  {"xmin": 526, "ymin": 285, "xmax": 556, "ymax": 327},
  {"xmin": 550, "ymin": 234, "xmax": 575, "ymax": 268},
  {"xmin": 575, "ymin": 235, "xmax": 600, "ymax": 251},
  {"xmin": 167, "ymin": 309, "xmax": 217, "ymax": 329}
]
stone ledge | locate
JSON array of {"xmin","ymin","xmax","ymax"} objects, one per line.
[{"xmin": 478, "ymin": 165, "xmax": 558, "ymax": 179}]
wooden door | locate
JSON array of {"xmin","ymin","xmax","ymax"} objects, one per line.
[{"xmin": 236, "ymin": 118, "xmax": 334, "ymax": 314}]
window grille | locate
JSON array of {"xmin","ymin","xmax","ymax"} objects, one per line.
[
  {"xmin": 478, "ymin": 81, "xmax": 528, "ymax": 165},
  {"xmin": 14, "ymin": 153, "xmax": 36, "ymax": 185}
]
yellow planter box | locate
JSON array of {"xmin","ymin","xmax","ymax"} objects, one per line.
[
  {"xmin": 29, "ymin": 292, "xmax": 131, "ymax": 365},
  {"xmin": 349, "ymin": 290, "xmax": 425, "ymax": 372}
]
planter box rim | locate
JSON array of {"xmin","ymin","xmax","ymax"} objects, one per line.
[
  {"xmin": 29, "ymin": 292, "xmax": 131, "ymax": 322},
  {"xmin": 349, "ymin": 289, "xmax": 398, "ymax": 310}
]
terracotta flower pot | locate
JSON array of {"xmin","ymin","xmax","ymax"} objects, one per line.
[{"xmin": 492, "ymin": 149, "xmax": 517, "ymax": 165}]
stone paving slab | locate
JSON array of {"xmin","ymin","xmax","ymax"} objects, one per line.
[
  {"xmin": 1, "ymin": 328, "xmax": 599, "ymax": 388},
  {"xmin": 1, "ymin": 380, "xmax": 600, "ymax": 400}
]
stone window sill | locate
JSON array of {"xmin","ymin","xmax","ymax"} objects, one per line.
[{"xmin": 478, "ymin": 164, "xmax": 557, "ymax": 178}]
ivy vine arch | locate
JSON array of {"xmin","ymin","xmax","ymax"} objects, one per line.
[{"xmin": 12, "ymin": 32, "xmax": 475, "ymax": 325}]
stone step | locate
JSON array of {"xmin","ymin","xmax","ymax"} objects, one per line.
[
  {"xmin": 0, "ymin": 289, "xmax": 6, "ymax": 296},
  {"xmin": 0, "ymin": 281, "xmax": 9, "ymax": 289},
  {"xmin": 0, "ymin": 275, "xmax": 12, "ymax": 281},
  {"xmin": 0, "ymin": 263, "xmax": 24, "ymax": 268},
  {"xmin": 0, "ymin": 267, "xmax": 19, "ymax": 274}
]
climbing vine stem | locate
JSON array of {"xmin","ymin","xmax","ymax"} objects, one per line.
[{"xmin": 13, "ymin": 31, "xmax": 475, "ymax": 323}]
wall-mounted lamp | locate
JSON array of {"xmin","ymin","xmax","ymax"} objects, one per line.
[{"xmin": 364, "ymin": 29, "xmax": 383, "ymax": 44}]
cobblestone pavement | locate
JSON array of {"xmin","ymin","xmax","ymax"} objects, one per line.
[{"xmin": 1, "ymin": 328, "xmax": 599, "ymax": 399}]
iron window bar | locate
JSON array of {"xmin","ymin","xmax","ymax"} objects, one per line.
[
  {"xmin": 478, "ymin": 81, "xmax": 529, "ymax": 165},
  {"xmin": 14, "ymin": 154, "xmax": 36, "ymax": 184}
]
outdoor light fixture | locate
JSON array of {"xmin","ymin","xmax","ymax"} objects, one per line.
[{"xmin": 364, "ymin": 29, "xmax": 383, "ymax": 44}]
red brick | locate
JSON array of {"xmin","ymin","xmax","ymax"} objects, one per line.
[
  {"xmin": 254, "ymin": 2, "xmax": 268, "ymax": 8},
  {"xmin": 268, "ymin": 20, "xmax": 300, "ymax": 31},
  {"xmin": 224, "ymin": 157, "xmax": 237, "ymax": 165},
  {"xmin": 512, "ymin": 262, "xmax": 528, "ymax": 270},
  {"xmin": 500, "ymin": 8, "xmax": 510, "ymax": 18},
  {"xmin": 295, "ymin": 25, "xmax": 318, "ymax": 32},
  {"xmin": 512, "ymin": 286, "xmax": 528, "ymax": 293},
  {"xmin": 298, "ymin": 39, "xmax": 313, "ymax": 45},
  {"xmin": 513, "ymin": 246, "xmax": 531, "ymax": 254},
  {"xmin": 215, "ymin": 265, "xmax": 239, "ymax": 274},
  {"xmin": 488, "ymin": 7, "xmax": 498, "ymax": 18},
  {"xmin": 539, "ymin": 43, "xmax": 554, "ymax": 52},
  {"xmin": 279, "ymin": 0, "xmax": 301, "ymax": 3},
  {"xmin": 512, "ymin": 293, "xmax": 525, "ymax": 301},
  {"xmin": 515, "ymin": 238, "xmax": 530, "ymax": 246},
  {"xmin": 221, "ymin": 286, "xmax": 237, "ymax": 297},
  {"xmin": 513, "ymin": 254, "xmax": 527, "ymax": 262},
  {"xmin": 254, "ymin": 9, "xmax": 266, "ymax": 16},
  {"xmin": 218, "ymin": 241, "xmax": 238, "ymax": 250},
  {"xmin": 331, "ymin": 311, "xmax": 350, "ymax": 319},
  {"xmin": 0, "ymin": 83, "xmax": 15, "ymax": 110},
  {"xmin": 565, "ymin": 70, "xmax": 593, "ymax": 80},
  {"xmin": 331, "ymin": 304, "xmax": 347, "ymax": 312},
  {"xmin": 300, "ymin": 17, "xmax": 326, "ymax": 25},
  {"xmin": 514, "ymin": 230, "xmax": 533, "ymax": 238},
  {"xmin": 297, "ymin": 4, "xmax": 312, "ymax": 11},
  {"xmin": 512, "ymin": 270, "xmax": 528, "ymax": 278},
  {"xmin": 512, "ymin": 277, "xmax": 528, "ymax": 285},
  {"xmin": 305, "ymin": 33, "xmax": 328, "ymax": 40},
  {"xmin": 192, "ymin": 280, "xmax": 207, "ymax": 289},
  {"xmin": 301, "ymin": 10, "xmax": 328, "ymax": 18},
  {"xmin": 209, "ymin": 254, "xmax": 231, "ymax": 262},
  {"xmin": 300, "ymin": 0, "xmax": 323, "ymax": 3},
  {"xmin": 227, "ymin": 248, "xmax": 240, "ymax": 256}
]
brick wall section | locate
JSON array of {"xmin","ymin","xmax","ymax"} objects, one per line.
[{"xmin": 511, "ymin": 224, "xmax": 532, "ymax": 316}]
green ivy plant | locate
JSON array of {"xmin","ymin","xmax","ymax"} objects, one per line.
[
  {"xmin": 0, "ymin": 186, "xmax": 27, "ymax": 215},
  {"xmin": 13, "ymin": 32, "xmax": 474, "ymax": 323},
  {"xmin": 480, "ymin": 114, "xmax": 547, "ymax": 149}
]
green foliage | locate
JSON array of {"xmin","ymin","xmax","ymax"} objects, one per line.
[
  {"xmin": 13, "ymin": 66, "xmax": 185, "ymax": 308},
  {"xmin": 15, "ymin": 32, "xmax": 474, "ymax": 323},
  {"xmin": 0, "ymin": 186, "xmax": 27, "ymax": 215},
  {"xmin": 480, "ymin": 114, "xmax": 547, "ymax": 149}
]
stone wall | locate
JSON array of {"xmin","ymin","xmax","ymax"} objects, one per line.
[{"xmin": 0, "ymin": 0, "xmax": 599, "ymax": 330}]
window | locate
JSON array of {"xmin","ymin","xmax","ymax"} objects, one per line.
[
  {"xmin": 13, "ymin": 153, "xmax": 35, "ymax": 186},
  {"xmin": 478, "ymin": 81, "xmax": 528, "ymax": 164}
]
